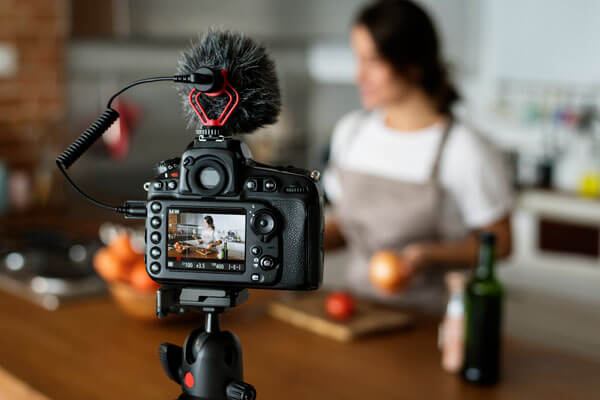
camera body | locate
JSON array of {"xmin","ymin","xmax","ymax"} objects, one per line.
[{"xmin": 144, "ymin": 137, "xmax": 324, "ymax": 290}]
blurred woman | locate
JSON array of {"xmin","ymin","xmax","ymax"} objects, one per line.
[{"xmin": 324, "ymin": 0, "xmax": 512, "ymax": 310}]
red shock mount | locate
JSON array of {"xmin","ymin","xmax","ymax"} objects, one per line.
[{"xmin": 188, "ymin": 69, "xmax": 240, "ymax": 132}]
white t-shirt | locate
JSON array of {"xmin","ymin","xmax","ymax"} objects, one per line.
[
  {"xmin": 200, "ymin": 229, "xmax": 216, "ymax": 248},
  {"xmin": 324, "ymin": 110, "xmax": 513, "ymax": 240}
]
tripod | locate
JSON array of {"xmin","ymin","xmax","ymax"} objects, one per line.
[{"xmin": 157, "ymin": 286, "xmax": 256, "ymax": 400}]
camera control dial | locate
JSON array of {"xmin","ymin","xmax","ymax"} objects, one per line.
[
  {"xmin": 154, "ymin": 157, "xmax": 182, "ymax": 178},
  {"xmin": 250, "ymin": 210, "xmax": 278, "ymax": 241}
]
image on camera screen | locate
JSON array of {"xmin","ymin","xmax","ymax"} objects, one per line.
[{"xmin": 166, "ymin": 208, "xmax": 246, "ymax": 271}]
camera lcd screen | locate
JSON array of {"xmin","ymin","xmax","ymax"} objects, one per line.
[{"xmin": 166, "ymin": 208, "xmax": 246, "ymax": 273}]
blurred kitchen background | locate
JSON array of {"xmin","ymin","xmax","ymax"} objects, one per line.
[{"xmin": 1, "ymin": 0, "xmax": 600, "ymax": 364}]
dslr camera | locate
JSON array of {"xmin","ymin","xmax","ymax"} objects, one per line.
[
  {"xmin": 145, "ymin": 135, "xmax": 324, "ymax": 290},
  {"xmin": 56, "ymin": 33, "xmax": 324, "ymax": 293},
  {"xmin": 56, "ymin": 30, "xmax": 324, "ymax": 399}
]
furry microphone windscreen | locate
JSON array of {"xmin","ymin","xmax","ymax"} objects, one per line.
[{"xmin": 176, "ymin": 29, "xmax": 282, "ymax": 135}]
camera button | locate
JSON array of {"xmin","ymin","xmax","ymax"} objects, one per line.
[
  {"xmin": 151, "ymin": 217, "xmax": 162, "ymax": 229},
  {"xmin": 153, "ymin": 181, "xmax": 163, "ymax": 190},
  {"xmin": 264, "ymin": 179, "xmax": 277, "ymax": 192},
  {"xmin": 151, "ymin": 202, "xmax": 162, "ymax": 213},
  {"xmin": 251, "ymin": 273, "xmax": 260, "ymax": 282},
  {"xmin": 167, "ymin": 181, "xmax": 177, "ymax": 190},
  {"xmin": 150, "ymin": 247, "xmax": 161, "ymax": 259},
  {"xmin": 259, "ymin": 256, "xmax": 276, "ymax": 271},
  {"xmin": 150, "ymin": 262, "xmax": 161, "ymax": 274},
  {"xmin": 245, "ymin": 179, "xmax": 258, "ymax": 191},
  {"xmin": 150, "ymin": 232, "xmax": 161, "ymax": 244},
  {"xmin": 250, "ymin": 246, "xmax": 262, "ymax": 256}
]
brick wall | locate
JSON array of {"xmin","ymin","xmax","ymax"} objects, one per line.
[{"xmin": 0, "ymin": 0, "xmax": 67, "ymax": 169}]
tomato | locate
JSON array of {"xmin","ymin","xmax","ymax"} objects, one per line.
[
  {"xmin": 325, "ymin": 291, "xmax": 356, "ymax": 321},
  {"xmin": 369, "ymin": 250, "xmax": 412, "ymax": 293}
]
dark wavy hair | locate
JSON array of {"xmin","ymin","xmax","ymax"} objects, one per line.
[
  {"xmin": 204, "ymin": 216, "xmax": 215, "ymax": 230},
  {"xmin": 355, "ymin": 0, "xmax": 459, "ymax": 114}
]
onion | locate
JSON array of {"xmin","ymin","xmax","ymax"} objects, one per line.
[{"xmin": 369, "ymin": 250, "xmax": 411, "ymax": 293}]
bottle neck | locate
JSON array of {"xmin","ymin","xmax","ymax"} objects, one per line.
[{"xmin": 475, "ymin": 242, "xmax": 495, "ymax": 280}]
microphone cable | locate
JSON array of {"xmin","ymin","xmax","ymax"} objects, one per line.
[{"xmin": 55, "ymin": 72, "xmax": 221, "ymax": 214}]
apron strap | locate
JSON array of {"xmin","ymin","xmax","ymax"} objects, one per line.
[{"xmin": 429, "ymin": 116, "xmax": 454, "ymax": 181}]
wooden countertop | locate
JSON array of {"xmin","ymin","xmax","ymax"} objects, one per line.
[
  {"xmin": 0, "ymin": 366, "xmax": 49, "ymax": 400},
  {"xmin": 1, "ymin": 290, "xmax": 599, "ymax": 400}
]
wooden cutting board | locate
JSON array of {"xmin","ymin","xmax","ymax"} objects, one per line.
[
  {"xmin": 268, "ymin": 292, "xmax": 413, "ymax": 342},
  {"xmin": 0, "ymin": 366, "xmax": 50, "ymax": 400}
]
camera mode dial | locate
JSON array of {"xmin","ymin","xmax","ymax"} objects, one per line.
[{"xmin": 154, "ymin": 157, "xmax": 181, "ymax": 178}]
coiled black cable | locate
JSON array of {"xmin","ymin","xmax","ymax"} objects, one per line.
[
  {"xmin": 55, "ymin": 73, "xmax": 217, "ymax": 214},
  {"xmin": 56, "ymin": 108, "xmax": 120, "ymax": 169},
  {"xmin": 55, "ymin": 108, "xmax": 121, "ymax": 212}
]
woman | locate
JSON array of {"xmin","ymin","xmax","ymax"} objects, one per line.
[
  {"xmin": 193, "ymin": 216, "xmax": 222, "ymax": 252},
  {"xmin": 324, "ymin": 0, "xmax": 512, "ymax": 309}
]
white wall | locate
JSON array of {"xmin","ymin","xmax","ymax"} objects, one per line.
[
  {"xmin": 479, "ymin": 0, "xmax": 600, "ymax": 84},
  {"xmin": 127, "ymin": 0, "xmax": 367, "ymax": 40}
]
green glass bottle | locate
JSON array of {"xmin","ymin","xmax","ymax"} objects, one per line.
[{"xmin": 462, "ymin": 232, "xmax": 503, "ymax": 385}]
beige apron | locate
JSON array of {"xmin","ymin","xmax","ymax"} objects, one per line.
[{"xmin": 333, "ymin": 115, "xmax": 453, "ymax": 312}]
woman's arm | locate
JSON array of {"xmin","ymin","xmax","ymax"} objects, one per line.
[
  {"xmin": 206, "ymin": 240, "xmax": 222, "ymax": 250},
  {"xmin": 402, "ymin": 215, "xmax": 512, "ymax": 270},
  {"xmin": 192, "ymin": 234, "xmax": 203, "ymax": 245},
  {"xmin": 324, "ymin": 218, "xmax": 347, "ymax": 251}
]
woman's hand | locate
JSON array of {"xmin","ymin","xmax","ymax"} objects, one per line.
[
  {"xmin": 399, "ymin": 243, "xmax": 430, "ymax": 273},
  {"xmin": 397, "ymin": 216, "xmax": 512, "ymax": 269},
  {"xmin": 325, "ymin": 218, "xmax": 346, "ymax": 251},
  {"xmin": 369, "ymin": 244, "xmax": 428, "ymax": 293},
  {"xmin": 369, "ymin": 249, "xmax": 417, "ymax": 293}
]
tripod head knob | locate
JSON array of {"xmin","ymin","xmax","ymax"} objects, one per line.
[{"xmin": 226, "ymin": 381, "xmax": 256, "ymax": 400}]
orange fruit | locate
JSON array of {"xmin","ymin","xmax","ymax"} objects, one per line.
[
  {"xmin": 130, "ymin": 260, "xmax": 160, "ymax": 292},
  {"xmin": 108, "ymin": 234, "xmax": 139, "ymax": 263},
  {"xmin": 93, "ymin": 247, "xmax": 129, "ymax": 282},
  {"xmin": 369, "ymin": 250, "xmax": 412, "ymax": 293}
]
